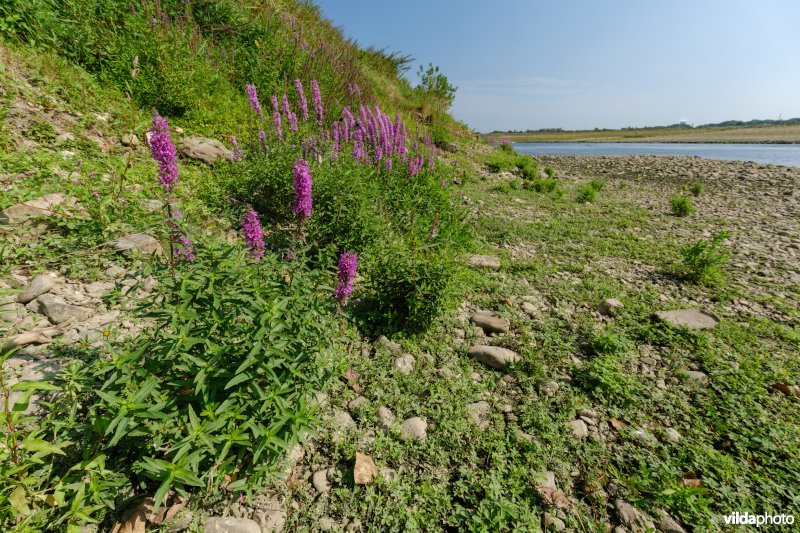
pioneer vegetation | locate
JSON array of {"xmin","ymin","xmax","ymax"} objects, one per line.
[{"xmin": 1, "ymin": 1, "xmax": 799, "ymax": 532}]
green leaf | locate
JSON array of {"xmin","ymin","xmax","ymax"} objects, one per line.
[
  {"xmin": 21, "ymin": 437, "xmax": 66, "ymax": 456},
  {"xmin": 9, "ymin": 486, "xmax": 29, "ymax": 516},
  {"xmin": 224, "ymin": 371, "xmax": 252, "ymax": 390},
  {"xmin": 10, "ymin": 380, "xmax": 60, "ymax": 392}
]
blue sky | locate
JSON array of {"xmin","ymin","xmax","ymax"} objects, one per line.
[{"xmin": 316, "ymin": 0, "xmax": 800, "ymax": 132}]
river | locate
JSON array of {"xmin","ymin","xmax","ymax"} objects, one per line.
[{"xmin": 510, "ymin": 142, "xmax": 800, "ymax": 167}]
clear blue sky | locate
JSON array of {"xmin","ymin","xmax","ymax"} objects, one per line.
[{"xmin": 316, "ymin": 0, "xmax": 800, "ymax": 132}]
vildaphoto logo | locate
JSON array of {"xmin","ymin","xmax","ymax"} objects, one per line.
[{"xmin": 723, "ymin": 512, "xmax": 795, "ymax": 527}]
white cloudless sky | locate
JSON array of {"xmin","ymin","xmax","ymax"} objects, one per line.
[{"xmin": 317, "ymin": 0, "xmax": 800, "ymax": 132}]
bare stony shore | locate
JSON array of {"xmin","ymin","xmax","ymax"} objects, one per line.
[{"xmin": 532, "ymin": 154, "xmax": 800, "ymax": 320}]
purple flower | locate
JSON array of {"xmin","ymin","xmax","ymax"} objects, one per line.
[
  {"xmin": 242, "ymin": 207, "xmax": 265, "ymax": 259},
  {"xmin": 311, "ymin": 79, "xmax": 323, "ymax": 124},
  {"xmin": 174, "ymin": 235, "xmax": 196, "ymax": 262},
  {"xmin": 428, "ymin": 219, "xmax": 441, "ymax": 239},
  {"xmin": 231, "ymin": 135, "xmax": 242, "ymax": 161},
  {"xmin": 149, "ymin": 114, "xmax": 178, "ymax": 190},
  {"xmin": 292, "ymin": 159, "xmax": 312, "ymax": 220},
  {"xmin": 270, "ymin": 95, "xmax": 282, "ymax": 141},
  {"xmin": 334, "ymin": 251, "xmax": 358, "ymax": 306},
  {"xmin": 245, "ymin": 84, "xmax": 263, "ymax": 118},
  {"xmin": 295, "ymin": 79, "xmax": 309, "ymax": 121}
]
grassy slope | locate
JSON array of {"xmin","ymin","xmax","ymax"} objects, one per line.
[{"xmin": 483, "ymin": 124, "xmax": 800, "ymax": 143}]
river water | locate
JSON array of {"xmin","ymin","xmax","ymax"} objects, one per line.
[{"xmin": 511, "ymin": 142, "xmax": 800, "ymax": 167}]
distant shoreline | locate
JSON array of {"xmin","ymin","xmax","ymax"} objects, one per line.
[
  {"xmin": 481, "ymin": 124, "xmax": 800, "ymax": 145},
  {"xmin": 497, "ymin": 140, "xmax": 800, "ymax": 145}
]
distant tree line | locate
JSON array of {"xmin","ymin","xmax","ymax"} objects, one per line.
[{"xmin": 490, "ymin": 117, "xmax": 800, "ymax": 134}]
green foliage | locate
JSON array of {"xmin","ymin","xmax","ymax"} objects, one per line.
[
  {"xmin": 544, "ymin": 167, "xmax": 556, "ymax": 178},
  {"xmin": 689, "ymin": 182, "xmax": 704, "ymax": 196},
  {"xmin": 670, "ymin": 194, "xmax": 695, "ymax": 217},
  {"xmin": 589, "ymin": 178, "xmax": 605, "ymax": 191},
  {"xmin": 1, "ymin": 242, "xmax": 338, "ymax": 529},
  {"xmin": 361, "ymin": 239, "xmax": 461, "ymax": 334},
  {"xmin": 576, "ymin": 329, "xmax": 644, "ymax": 407},
  {"xmin": 416, "ymin": 63, "xmax": 457, "ymax": 113},
  {"xmin": 680, "ymin": 231, "xmax": 729, "ymax": 285},
  {"xmin": 576, "ymin": 184, "xmax": 597, "ymax": 203},
  {"xmin": 524, "ymin": 177, "xmax": 559, "ymax": 193},
  {"xmin": 497, "ymin": 142, "xmax": 514, "ymax": 154}
]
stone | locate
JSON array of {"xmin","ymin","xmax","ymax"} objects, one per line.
[
  {"xmin": 83, "ymin": 281, "xmax": 114, "ymax": 297},
  {"xmin": 654, "ymin": 309, "xmax": 719, "ymax": 330},
  {"xmin": 312, "ymin": 469, "xmax": 333, "ymax": 493},
  {"xmin": 569, "ymin": 419, "xmax": 589, "ymax": 439},
  {"xmin": 614, "ymin": 499, "xmax": 656, "ymax": 532},
  {"xmin": 141, "ymin": 276, "xmax": 159, "ymax": 292},
  {"xmin": 17, "ymin": 274, "xmax": 57, "ymax": 303},
  {"xmin": 55, "ymin": 132, "xmax": 75, "ymax": 144},
  {"xmin": 542, "ymin": 381, "xmax": 559, "ymax": 397},
  {"xmin": 374, "ymin": 335, "xmax": 402, "ymax": 355},
  {"xmin": 468, "ymin": 345, "xmax": 520, "ymax": 369},
  {"xmin": 398, "ymin": 417, "xmax": 427, "ymax": 441},
  {"xmin": 521, "ymin": 302, "xmax": 539, "ymax": 317},
  {"xmin": 104, "ymin": 265, "xmax": 127, "ymax": 279},
  {"xmin": 348, "ymin": 396, "xmax": 369, "ymax": 410},
  {"xmin": 109, "ymin": 233, "xmax": 163, "ymax": 255},
  {"xmin": 7, "ymin": 358, "xmax": 61, "ymax": 414},
  {"xmin": 467, "ymin": 253, "xmax": 501, "ymax": 270},
  {"xmin": 167, "ymin": 509, "xmax": 194, "ymax": 532},
  {"xmin": 393, "ymin": 353, "xmax": 415, "ymax": 374},
  {"xmin": 654, "ymin": 509, "xmax": 686, "ymax": 533},
  {"xmin": 177, "ymin": 137, "xmax": 235, "ymax": 165},
  {"xmin": 254, "ymin": 507, "xmax": 287, "ymax": 533},
  {"xmin": 471, "ymin": 311, "xmax": 510, "ymax": 334},
  {"xmin": 203, "ymin": 517, "xmax": 261, "ymax": 533},
  {"xmin": 377, "ymin": 406, "xmax": 396, "ymax": 430},
  {"xmin": 0, "ymin": 193, "xmax": 86, "ymax": 225},
  {"xmin": 319, "ymin": 517, "xmax": 339, "ymax": 531},
  {"xmin": 142, "ymin": 199, "xmax": 163, "ymax": 213},
  {"xmin": 353, "ymin": 452, "xmax": 377, "ymax": 485},
  {"xmin": 32, "ymin": 294, "xmax": 92, "ymax": 324},
  {"xmin": 331, "ymin": 411, "xmax": 356, "ymax": 440},
  {"xmin": 466, "ymin": 401, "xmax": 491, "ymax": 429},
  {"xmin": 684, "ymin": 370, "xmax": 709, "ymax": 385},
  {"xmin": 543, "ymin": 512, "xmax": 565, "ymax": 531},
  {"xmin": 597, "ymin": 298, "xmax": 624, "ymax": 317},
  {"xmin": 121, "ymin": 133, "xmax": 139, "ymax": 146}
]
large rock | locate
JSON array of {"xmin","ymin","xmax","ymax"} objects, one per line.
[
  {"xmin": 398, "ymin": 417, "xmax": 427, "ymax": 441},
  {"xmin": 109, "ymin": 233, "xmax": 163, "ymax": 255},
  {"xmin": 0, "ymin": 193, "xmax": 87, "ymax": 225},
  {"xmin": 393, "ymin": 353, "xmax": 415, "ymax": 374},
  {"xmin": 31, "ymin": 294, "xmax": 92, "ymax": 324},
  {"xmin": 467, "ymin": 254, "xmax": 501, "ymax": 270},
  {"xmin": 468, "ymin": 345, "xmax": 520, "ymax": 369},
  {"xmin": 353, "ymin": 452, "xmax": 377, "ymax": 485},
  {"xmin": 614, "ymin": 499, "xmax": 656, "ymax": 532},
  {"xmin": 466, "ymin": 401, "xmax": 491, "ymax": 429},
  {"xmin": 177, "ymin": 137, "xmax": 234, "ymax": 165},
  {"xmin": 203, "ymin": 517, "xmax": 261, "ymax": 533},
  {"xmin": 654, "ymin": 309, "xmax": 718, "ymax": 330},
  {"xmin": 17, "ymin": 274, "xmax": 57, "ymax": 303},
  {"xmin": 471, "ymin": 311, "xmax": 510, "ymax": 334}
]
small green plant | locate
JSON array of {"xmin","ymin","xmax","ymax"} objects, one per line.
[
  {"xmin": 576, "ymin": 185, "xmax": 597, "ymax": 203},
  {"xmin": 544, "ymin": 167, "xmax": 556, "ymax": 178},
  {"xmin": 589, "ymin": 178, "xmax": 605, "ymax": 191},
  {"xmin": 525, "ymin": 178, "xmax": 558, "ymax": 193},
  {"xmin": 681, "ymin": 230, "xmax": 729, "ymax": 285},
  {"xmin": 689, "ymin": 182, "xmax": 704, "ymax": 196},
  {"xmin": 497, "ymin": 142, "xmax": 514, "ymax": 154},
  {"xmin": 671, "ymin": 194, "xmax": 695, "ymax": 217}
]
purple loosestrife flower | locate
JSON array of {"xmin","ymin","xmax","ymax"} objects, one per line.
[
  {"xmin": 332, "ymin": 122, "xmax": 341, "ymax": 152},
  {"xmin": 428, "ymin": 219, "xmax": 441, "ymax": 239},
  {"xmin": 242, "ymin": 207, "xmax": 265, "ymax": 259},
  {"xmin": 246, "ymin": 84, "xmax": 263, "ymax": 118},
  {"xmin": 292, "ymin": 159, "xmax": 312, "ymax": 220},
  {"xmin": 282, "ymin": 94, "xmax": 292, "ymax": 118},
  {"xmin": 334, "ymin": 251, "xmax": 358, "ymax": 307},
  {"xmin": 352, "ymin": 126, "xmax": 365, "ymax": 163},
  {"xmin": 149, "ymin": 114, "xmax": 178, "ymax": 190},
  {"xmin": 295, "ymin": 79, "xmax": 309, "ymax": 121},
  {"xmin": 311, "ymin": 79, "xmax": 323, "ymax": 124},
  {"xmin": 231, "ymin": 135, "xmax": 242, "ymax": 161},
  {"xmin": 270, "ymin": 95, "xmax": 282, "ymax": 141}
]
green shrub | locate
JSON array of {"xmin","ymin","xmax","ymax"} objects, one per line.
[
  {"xmin": 576, "ymin": 185, "xmax": 597, "ymax": 203},
  {"xmin": 670, "ymin": 194, "xmax": 695, "ymax": 217},
  {"xmin": 544, "ymin": 167, "xmax": 556, "ymax": 178},
  {"xmin": 361, "ymin": 239, "xmax": 461, "ymax": 334},
  {"xmin": 497, "ymin": 141, "xmax": 514, "ymax": 154},
  {"xmin": 689, "ymin": 182, "xmax": 704, "ymax": 196},
  {"xmin": 681, "ymin": 230, "xmax": 729, "ymax": 285},
  {"xmin": 0, "ymin": 242, "xmax": 338, "ymax": 529},
  {"xmin": 516, "ymin": 157, "xmax": 539, "ymax": 180},
  {"xmin": 524, "ymin": 178, "xmax": 558, "ymax": 193},
  {"xmin": 589, "ymin": 178, "xmax": 605, "ymax": 191}
]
